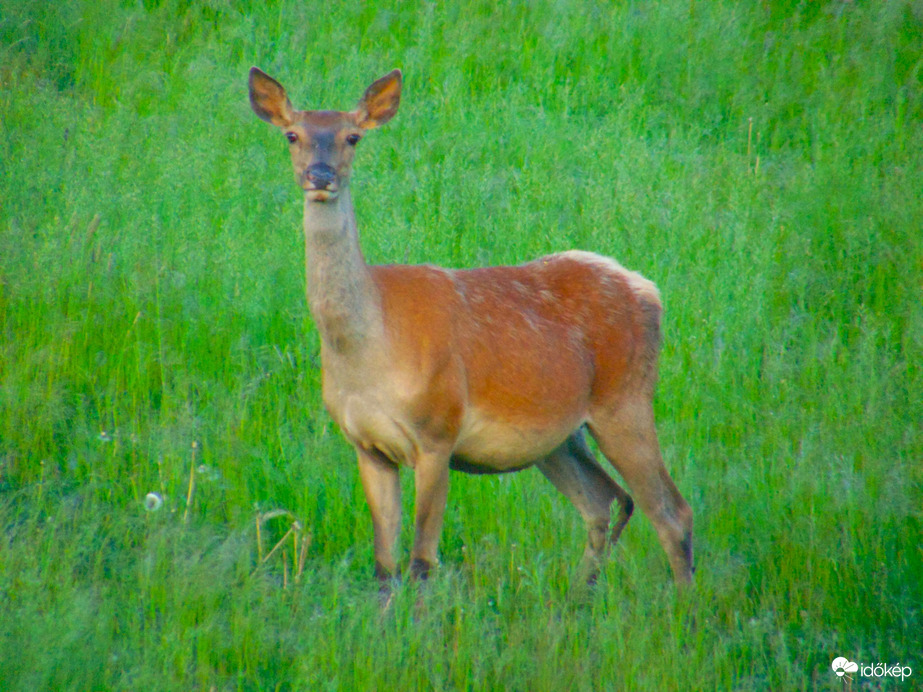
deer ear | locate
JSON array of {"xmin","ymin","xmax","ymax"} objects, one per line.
[
  {"xmin": 249, "ymin": 67, "xmax": 295, "ymax": 127},
  {"xmin": 354, "ymin": 69, "xmax": 402, "ymax": 129}
]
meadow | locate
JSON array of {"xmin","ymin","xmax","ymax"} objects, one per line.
[{"xmin": 1, "ymin": 0, "xmax": 921, "ymax": 689}]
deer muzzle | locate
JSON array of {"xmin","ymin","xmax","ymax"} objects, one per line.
[{"xmin": 303, "ymin": 163, "xmax": 339, "ymax": 201}]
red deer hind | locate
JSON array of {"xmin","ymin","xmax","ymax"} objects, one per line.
[{"xmin": 248, "ymin": 66, "xmax": 694, "ymax": 586}]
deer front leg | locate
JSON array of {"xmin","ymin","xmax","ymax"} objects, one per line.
[
  {"xmin": 410, "ymin": 452, "xmax": 451, "ymax": 580},
  {"xmin": 356, "ymin": 447, "xmax": 402, "ymax": 583}
]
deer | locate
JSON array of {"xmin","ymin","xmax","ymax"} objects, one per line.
[{"xmin": 248, "ymin": 66, "xmax": 694, "ymax": 588}]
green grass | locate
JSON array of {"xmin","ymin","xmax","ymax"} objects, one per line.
[{"xmin": 2, "ymin": 0, "xmax": 922, "ymax": 689}]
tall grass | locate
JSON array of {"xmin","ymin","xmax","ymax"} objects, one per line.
[{"xmin": 1, "ymin": 0, "xmax": 921, "ymax": 689}]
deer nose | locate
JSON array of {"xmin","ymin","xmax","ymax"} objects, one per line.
[{"xmin": 305, "ymin": 164, "xmax": 337, "ymax": 190}]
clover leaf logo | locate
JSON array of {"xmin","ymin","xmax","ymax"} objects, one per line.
[{"xmin": 832, "ymin": 657, "xmax": 859, "ymax": 678}]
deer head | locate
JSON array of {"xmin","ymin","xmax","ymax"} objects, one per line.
[{"xmin": 248, "ymin": 67, "xmax": 402, "ymax": 202}]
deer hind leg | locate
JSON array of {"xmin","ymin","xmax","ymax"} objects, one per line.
[
  {"xmin": 588, "ymin": 399, "xmax": 694, "ymax": 586},
  {"xmin": 536, "ymin": 428, "xmax": 634, "ymax": 584}
]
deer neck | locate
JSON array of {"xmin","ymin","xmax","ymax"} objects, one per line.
[{"xmin": 303, "ymin": 188, "xmax": 382, "ymax": 355}]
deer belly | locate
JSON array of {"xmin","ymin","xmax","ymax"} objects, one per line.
[{"xmin": 451, "ymin": 408, "xmax": 581, "ymax": 471}]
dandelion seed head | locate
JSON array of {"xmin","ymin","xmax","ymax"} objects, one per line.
[{"xmin": 144, "ymin": 492, "xmax": 164, "ymax": 512}]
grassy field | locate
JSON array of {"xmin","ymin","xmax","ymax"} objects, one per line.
[{"xmin": 2, "ymin": 0, "xmax": 922, "ymax": 689}]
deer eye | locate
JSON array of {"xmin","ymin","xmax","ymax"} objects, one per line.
[
  {"xmin": 285, "ymin": 132, "xmax": 298, "ymax": 143},
  {"xmin": 345, "ymin": 133, "xmax": 361, "ymax": 146}
]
